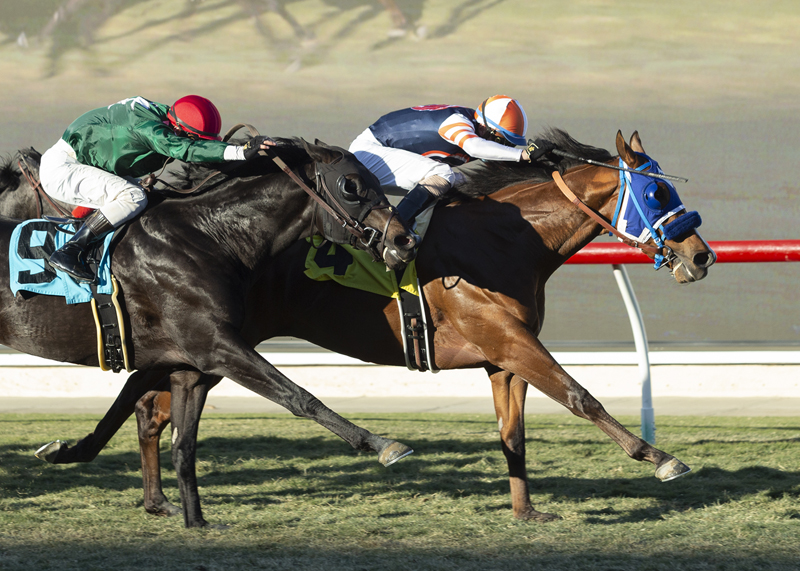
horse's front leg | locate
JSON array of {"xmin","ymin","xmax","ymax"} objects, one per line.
[
  {"xmin": 169, "ymin": 370, "xmax": 214, "ymax": 529},
  {"xmin": 487, "ymin": 366, "xmax": 559, "ymax": 522},
  {"xmin": 477, "ymin": 320, "xmax": 689, "ymax": 481},
  {"xmin": 190, "ymin": 334, "xmax": 412, "ymax": 467},
  {"xmin": 35, "ymin": 369, "xmax": 168, "ymax": 464},
  {"xmin": 136, "ymin": 374, "xmax": 224, "ymax": 518}
]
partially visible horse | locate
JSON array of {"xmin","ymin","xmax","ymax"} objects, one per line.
[
  {"xmin": 0, "ymin": 138, "xmax": 418, "ymax": 528},
  {"xmin": 0, "ymin": 148, "xmax": 67, "ymax": 219},
  {"xmin": 36, "ymin": 130, "xmax": 716, "ymax": 523}
]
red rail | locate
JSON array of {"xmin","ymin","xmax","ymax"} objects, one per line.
[{"xmin": 566, "ymin": 240, "xmax": 800, "ymax": 264}]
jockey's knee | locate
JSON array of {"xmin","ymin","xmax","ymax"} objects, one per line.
[
  {"xmin": 99, "ymin": 186, "xmax": 148, "ymax": 226},
  {"xmin": 418, "ymin": 174, "xmax": 452, "ymax": 197}
]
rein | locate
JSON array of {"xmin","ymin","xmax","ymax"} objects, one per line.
[
  {"xmin": 17, "ymin": 159, "xmax": 72, "ymax": 219},
  {"xmin": 141, "ymin": 122, "xmax": 392, "ymax": 256},
  {"xmin": 552, "ymin": 149, "xmax": 689, "ymax": 183},
  {"xmin": 224, "ymin": 124, "xmax": 394, "ymax": 254},
  {"xmin": 551, "ymin": 170, "xmax": 664, "ymax": 258}
]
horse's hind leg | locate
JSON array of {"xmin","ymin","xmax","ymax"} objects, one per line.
[
  {"xmin": 136, "ymin": 374, "xmax": 224, "ymax": 517},
  {"xmin": 488, "ymin": 367, "xmax": 559, "ymax": 522},
  {"xmin": 136, "ymin": 385, "xmax": 180, "ymax": 517},
  {"xmin": 36, "ymin": 369, "xmax": 167, "ymax": 464}
]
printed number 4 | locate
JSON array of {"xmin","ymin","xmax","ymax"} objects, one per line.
[{"xmin": 313, "ymin": 244, "xmax": 353, "ymax": 276}]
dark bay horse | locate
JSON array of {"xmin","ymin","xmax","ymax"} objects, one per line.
[
  {"xmin": 0, "ymin": 139, "xmax": 418, "ymax": 528},
  {"xmin": 34, "ymin": 129, "xmax": 716, "ymax": 524}
]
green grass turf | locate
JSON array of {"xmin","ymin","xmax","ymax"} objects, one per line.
[{"xmin": 1, "ymin": 412, "xmax": 798, "ymax": 570}]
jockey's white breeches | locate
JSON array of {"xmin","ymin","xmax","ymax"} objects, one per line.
[
  {"xmin": 349, "ymin": 128, "xmax": 456, "ymax": 194},
  {"xmin": 39, "ymin": 138, "xmax": 148, "ymax": 226}
]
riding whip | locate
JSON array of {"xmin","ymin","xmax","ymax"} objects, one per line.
[{"xmin": 551, "ymin": 149, "xmax": 689, "ymax": 183}]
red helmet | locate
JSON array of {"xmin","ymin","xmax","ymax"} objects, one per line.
[{"xmin": 167, "ymin": 95, "xmax": 222, "ymax": 141}]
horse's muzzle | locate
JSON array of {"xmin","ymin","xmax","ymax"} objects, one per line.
[{"xmin": 382, "ymin": 231, "xmax": 417, "ymax": 271}]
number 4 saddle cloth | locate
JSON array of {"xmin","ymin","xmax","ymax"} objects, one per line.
[
  {"xmin": 304, "ymin": 235, "xmax": 418, "ymax": 298},
  {"xmin": 303, "ymin": 202, "xmax": 433, "ymax": 298}
]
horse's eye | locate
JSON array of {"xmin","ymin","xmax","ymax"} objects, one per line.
[
  {"xmin": 643, "ymin": 181, "xmax": 670, "ymax": 209},
  {"xmin": 338, "ymin": 176, "xmax": 361, "ymax": 200}
]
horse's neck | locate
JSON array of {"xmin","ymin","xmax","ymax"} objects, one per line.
[
  {"xmin": 184, "ymin": 170, "xmax": 315, "ymax": 270},
  {"xmin": 5, "ymin": 152, "xmax": 75, "ymax": 220},
  {"xmin": 553, "ymin": 165, "xmax": 621, "ymax": 258},
  {"xmin": 497, "ymin": 164, "xmax": 620, "ymax": 261},
  {"xmin": 0, "ymin": 179, "xmax": 55, "ymax": 220}
]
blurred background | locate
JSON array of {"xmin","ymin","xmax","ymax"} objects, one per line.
[{"xmin": 1, "ymin": 0, "xmax": 798, "ymax": 350}]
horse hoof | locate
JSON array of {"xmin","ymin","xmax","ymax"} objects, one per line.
[
  {"xmin": 202, "ymin": 522, "xmax": 231, "ymax": 530},
  {"xmin": 516, "ymin": 509, "xmax": 561, "ymax": 522},
  {"xmin": 35, "ymin": 440, "xmax": 65, "ymax": 463},
  {"xmin": 147, "ymin": 503, "xmax": 182, "ymax": 517},
  {"xmin": 655, "ymin": 457, "xmax": 692, "ymax": 482},
  {"xmin": 378, "ymin": 441, "xmax": 413, "ymax": 466}
]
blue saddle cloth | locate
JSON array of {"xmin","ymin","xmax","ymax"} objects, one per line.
[{"xmin": 9, "ymin": 219, "xmax": 114, "ymax": 305}]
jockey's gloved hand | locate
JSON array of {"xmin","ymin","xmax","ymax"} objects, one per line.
[
  {"xmin": 522, "ymin": 138, "xmax": 556, "ymax": 162},
  {"xmin": 242, "ymin": 136, "xmax": 275, "ymax": 160}
]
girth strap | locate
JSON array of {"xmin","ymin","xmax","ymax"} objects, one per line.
[
  {"xmin": 89, "ymin": 275, "xmax": 132, "ymax": 373},
  {"xmin": 396, "ymin": 275, "xmax": 438, "ymax": 373}
]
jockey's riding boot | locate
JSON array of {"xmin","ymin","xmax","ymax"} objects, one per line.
[
  {"xmin": 48, "ymin": 210, "xmax": 114, "ymax": 283},
  {"xmin": 396, "ymin": 185, "xmax": 437, "ymax": 227}
]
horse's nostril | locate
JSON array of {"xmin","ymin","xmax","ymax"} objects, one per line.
[
  {"xmin": 693, "ymin": 252, "xmax": 713, "ymax": 268},
  {"xmin": 395, "ymin": 234, "xmax": 416, "ymax": 250}
]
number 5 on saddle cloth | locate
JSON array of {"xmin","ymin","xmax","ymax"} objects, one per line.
[{"xmin": 9, "ymin": 219, "xmax": 131, "ymax": 373}]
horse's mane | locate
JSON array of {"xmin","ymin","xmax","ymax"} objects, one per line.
[
  {"xmin": 170, "ymin": 136, "xmax": 310, "ymax": 190},
  {"xmin": 453, "ymin": 128, "xmax": 615, "ymax": 199},
  {"xmin": 0, "ymin": 156, "xmax": 21, "ymax": 193}
]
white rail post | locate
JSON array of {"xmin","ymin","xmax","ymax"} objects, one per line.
[{"xmin": 611, "ymin": 264, "xmax": 656, "ymax": 444}]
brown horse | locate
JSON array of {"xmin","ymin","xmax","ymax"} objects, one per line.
[{"xmin": 37, "ymin": 129, "xmax": 715, "ymax": 523}]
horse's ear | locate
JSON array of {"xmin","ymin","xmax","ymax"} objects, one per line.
[
  {"xmin": 314, "ymin": 138, "xmax": 329, "ymax": 147},
  {"xmin": 302, "ymin": 138, "xmax": 340, "ymax": 164},
  {"xmin": 616, "ymin": 130, "xmax": 637, "ymax": 165},
  {"xmin": 629, "ymin": 131, "xmax": 645, "ymax": 154}
]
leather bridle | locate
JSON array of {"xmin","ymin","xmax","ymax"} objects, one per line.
[
  {"xmin": 552, "ymin": 170, "xmax": 675, "ymax": 264},
  {"xmin": 273, "ymin": 153, "xmax": 395, "ymax": 260}
]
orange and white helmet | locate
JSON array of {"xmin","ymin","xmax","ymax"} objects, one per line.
[
  {"xmin": 167, "ymin": 95, "xmax": 223, "ymax": 141},
  {"xmin": 474, "ymin": 95, "xmax": 528, "ymax": 146}
]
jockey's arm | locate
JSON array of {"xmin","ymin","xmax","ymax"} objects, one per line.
[
  {"xmin": 437, "ymin": 113, "xmax": 523, "ymax": 162},
  {"xmin": 137, "ymin": 123, "xmax": 273, "ymax": 163}
]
